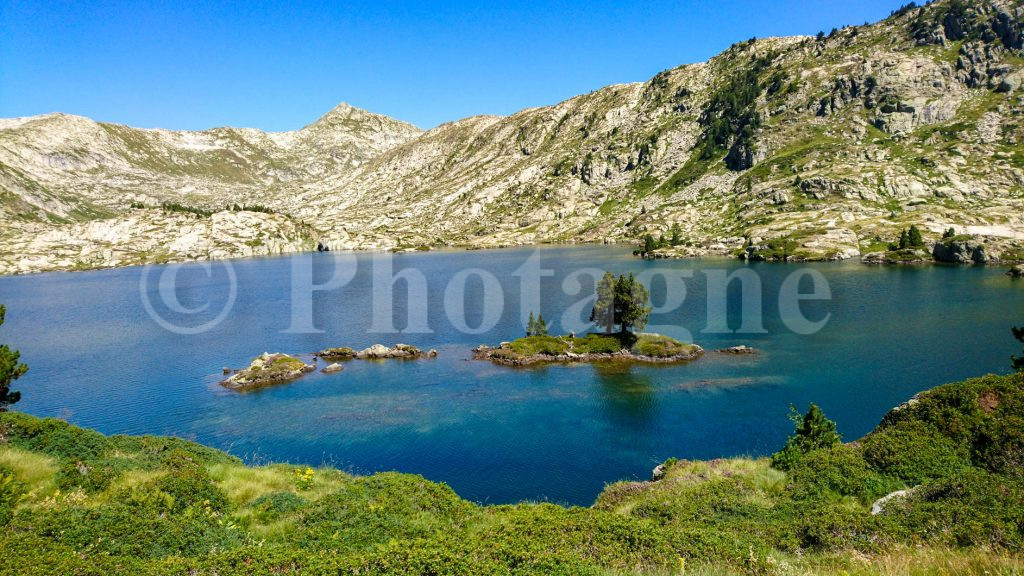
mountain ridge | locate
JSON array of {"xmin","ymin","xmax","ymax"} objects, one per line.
[{"xmin": 2, "ymin": 0, "xmax": 1024, "ymax": 274}]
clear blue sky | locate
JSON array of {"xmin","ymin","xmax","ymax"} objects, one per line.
[{"xmin": 0, "ymin": 0, "xmax": 899, "ymax": 131}]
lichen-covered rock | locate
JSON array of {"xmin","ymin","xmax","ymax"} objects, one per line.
[{"xmin": 221, "ymin": 353, "xmax": 315, "ymax": 391}]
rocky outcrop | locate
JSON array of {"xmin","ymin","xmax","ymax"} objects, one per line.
[
  {"xmin": 933, "ymin": 238, "xmax": 988, "ymax": 263},
  {"xmin": 221, "ymin": 353, "xmax": 316, "ymax": 391},
  {"xmin": 315, "ymin": 344, "xmax": 437, "ymax": 361}
]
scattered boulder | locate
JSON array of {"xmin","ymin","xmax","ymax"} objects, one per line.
[
  {"xmin": 1008, "ymin": 265, "xmax": 1024, "ymax": 278},
  {"xmin": 321, "ymin": 363, "xmax": 343, "ymax": 374},
  {"xmin": 222, "ymin": 367, "xmax": 232, "ymax": 374},
  {"xmin": 221, "ymin": 353, "xmax": 315, "ymax": 391}
]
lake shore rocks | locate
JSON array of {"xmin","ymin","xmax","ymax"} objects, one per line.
[
  {"xmin": 315, "ymin": 343, "xmax": 437, "ymax": 361},
  {"xmin": 1008, "ymin": 265, "xmax": 1024, "ymax": 278},
  {"xmin": 221, "ymin": 353, "xmax": 315, "ymax": 391}
]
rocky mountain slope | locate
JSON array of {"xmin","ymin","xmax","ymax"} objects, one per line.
[{"xmin": 3, "ymin": 0, "xmax": 1024, "ymax": 274}]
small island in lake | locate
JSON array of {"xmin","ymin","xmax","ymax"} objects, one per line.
[
  {"xmin": 315, "ymin": 343, "xmax": 437, "ymax": 361},
  {"xmin": 474, "ymin": 332, "xmax": 702, "ymax": 366},
  {"xmin": 476, "ymin": 271, "xmax": 702, "ymax": 366},
  {"xmin": 221, "ymin": 352, "xmax": 315, "ymax": 391}
]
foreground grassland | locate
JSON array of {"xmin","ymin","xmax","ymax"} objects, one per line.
[{"xmin": 0, "ymin": 372, "xmax": 1022, "ymax": 575}]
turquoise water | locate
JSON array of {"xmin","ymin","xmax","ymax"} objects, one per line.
[{"xmin": 0, "ymin": 246, "xmax": 1021, "ymax": 505}]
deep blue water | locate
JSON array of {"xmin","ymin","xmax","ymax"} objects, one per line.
[{"xmin": 0, "ymin": 246, "xmax": 1021, "ymax": 505}]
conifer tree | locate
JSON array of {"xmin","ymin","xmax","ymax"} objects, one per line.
[
  {"xmin": 0, "ymin": 305, "xmax": 28, "ymax": 412},
  {"xmin": 771, "ymin": 403, "xmax": 841, "ymax": 470},
  {"xmin": 670, "ymin": 223, "xmax": 682, "ymax": 246},
  {"xmin": 591, "ymin": 272, "xmax": 617, "ymax": 334},
  {"xmin": 908, "ymin": 224, "xmax": 924, "ymax": 247}
]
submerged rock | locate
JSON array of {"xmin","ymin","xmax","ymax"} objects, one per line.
[
  {"xmin": 221, "ymin": 353, "xmax": 315, "ymax": 391},
  {"xmin": 719, "ymin": 345, "xmax": 757, "ymax": 355}
]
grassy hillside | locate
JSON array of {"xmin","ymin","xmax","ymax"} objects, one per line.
[{"xmin": 1, "ymin": 372, "xmax": 1022, "ymax": 575}]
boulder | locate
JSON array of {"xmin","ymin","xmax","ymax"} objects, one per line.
[
  {"xmin": 321, "ymin": 363, "xmax": 343, "ymax": 374},
  {"xmin": 1008, "ymin": 265, "xmax": 1024, "ymax": 278}
]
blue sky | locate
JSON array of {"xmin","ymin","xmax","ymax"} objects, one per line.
[{"xmin": 1, "ymin": 0, "xmax": 898, "ymax": 131}]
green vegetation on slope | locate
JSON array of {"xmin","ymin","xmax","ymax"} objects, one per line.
[{"xmin": 1, "ymin": 371, "xmax": 1022, "ymax": 574}]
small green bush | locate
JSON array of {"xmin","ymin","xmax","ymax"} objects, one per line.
[
  {"xmin": 573, "ymin": 334, "xmax": 623, "ymax": 354},
  {"xmin": 155, "ymin": 450, "xmax": 229, "ymax": 513},
  {"xmin": 630, "ymin": 334, "xmax": 692, "ymax": 358},
  {"xmin": 250, "ymin": 491, "xmax": 307, "ymax": 523}
]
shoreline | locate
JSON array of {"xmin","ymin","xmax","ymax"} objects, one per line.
[{"xmin": 3, "ymin": 239, "xmax": 1023, "ymax": 278}]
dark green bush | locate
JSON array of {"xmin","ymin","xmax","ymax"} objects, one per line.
[
  {"xmin": 879, "ymin": 469, "xmax": 1024, "ymax": 549},
  {"xmin": 296, "ymin": 473, "xmax": 474, "ymax": 552},
  {"xmin": 9, "ymin": 500, "xmax": 242, "ymax": 559},
  {"xmin": 861, "ymin": 421, "xmax": 970, "ymax": 484},
  {"xmin": 155, "ymin": 450, "xmax": 229, "ymax": 513},
  {"xmin": 771, "ymin": 404, "xmax": 841, "ymax": 470},
  {"xmin": 0, "ymin": 412, "xmax": 108, "ymax": 461},
  {"xmin": 788, "ymin": 444, "xmax": 902, "ymax": 504},
  {"xmin": 55, "ymin": 458, "xmax": 123, "ymax": 493},
  {"xmin": 250, "ymin": 491, "xmax": 308, "ymax": 523}
]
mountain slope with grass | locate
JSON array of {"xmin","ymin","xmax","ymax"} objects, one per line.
[
  {"xmin": 3, "ymin": 0, "xmax": 1024, "ymax": 274},
  {"xmin": 1, "ymin": 371, "xmax": 1022, "ymax": 575}
]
